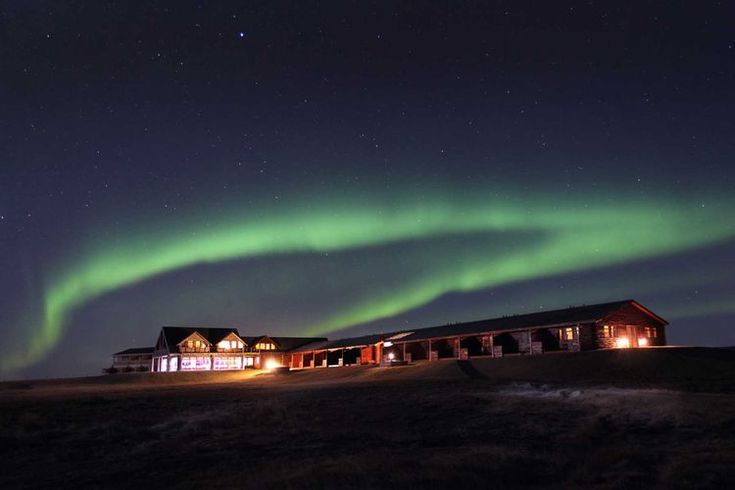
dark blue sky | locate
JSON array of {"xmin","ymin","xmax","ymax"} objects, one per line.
[{"xmin": 2, "ymin": 2, "xmax": 734, "ymax": 378}]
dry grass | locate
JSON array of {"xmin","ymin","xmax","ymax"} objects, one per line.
[{"xmin": 1, "ymin": 347, "xmax": 734, "ymax": 489}]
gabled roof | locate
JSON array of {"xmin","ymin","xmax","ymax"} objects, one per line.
[
  {"xmin": 288, "ymin": 300, "xmax": 666, "ymax": 352},
  {"xmin": 114, "ymin": 347, "xmax": 154, "ymax": 355},
  {"xmin": 241, "ymin": 336, "xmax": 261, "ymax": 348},
  {"xmin": 160, "ymin": 327, "xmax": 241, "ymax": 349},
  {"xmin": 390, "ymin": 300, "xmax": 641, "ymax": 342}
]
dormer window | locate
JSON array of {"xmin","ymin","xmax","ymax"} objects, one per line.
[
  {"xmin": 179, "ymin": 334, "xmax": 210, "ymax": 353},
  {"xmin": 255, "ymin": 342, "xmax": 276, "ymax": 351},
  {"xmin": 218, "ymin": 340, "xmax": 243, "ymax": 350}
]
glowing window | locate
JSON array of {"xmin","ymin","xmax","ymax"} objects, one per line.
[
  {"xmin": 645, "ymin": 327, "xmax": 651, "ymax": 338},
  {"xmin": 603, "ymin": 325, "xmax": 610, "ymax": 338},
  {"xmin": 213, "ymin": 356, "xmax": 242, "ymax": 370},
  {"xmin": 652, "ymin": 328, "xmax": 658, "ymax": 338},
  {"xmin": 180, "ymin": 356, "xmax": 210, "ymax": 370},
  {"xmin": 187, "ymin": 340, "xmax": 194, "ymax": 349},
  {"xmin": 564, "ymin": 328, "xmax": 574, "ymax": 341}
]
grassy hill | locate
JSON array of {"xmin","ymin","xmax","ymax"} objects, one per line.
[{"xmin": 1, "ymin": 347, "xmax": 734, "ymax": 489}]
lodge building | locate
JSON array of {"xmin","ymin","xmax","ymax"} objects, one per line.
[
  {"xmin": 111, "ymin": 347, "xmax": 154, "ymax": 372},
  {"xmin": 150, "ymin": 327, "xmax": 326, "ymax": 372},
  {"xmin": 111, "ymin": 299, "xmax": 668, "ymax": 373}
]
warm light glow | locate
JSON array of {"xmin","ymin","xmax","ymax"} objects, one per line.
[
  {"xmin": 213, "ymin": 356, "xmax": 242, "ymax": 370},
  {"xmin": 387, "ymin": 352, "xmax": 395, "ymax": 360},
  {"xmin": 638, "ymin": 337, "xmax": 648, "ymax": 347},
  {"xmin": 615, "ymin": 336, "xmax": 630, "ymax": 348},
  {"xmin": 265, "ymin": 358, "xmax": 280, "ymax": 370}
]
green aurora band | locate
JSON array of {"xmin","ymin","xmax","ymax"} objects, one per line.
[{"xmin": 5, "ymin": 187, "xmax": 735, "ymax": 373}]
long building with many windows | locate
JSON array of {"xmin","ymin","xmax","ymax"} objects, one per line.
[
  {"xmin": 288, "ymin": 299, "xmax": 668, "ymax": 368},
  {"xmin": 112, "ymin": 299, "xmax": 668, "ymax": 373}
]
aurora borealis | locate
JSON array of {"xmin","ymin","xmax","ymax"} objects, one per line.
[{"xmin": 2, "ymin": 2, "xmax": 735, "ymax": 377}]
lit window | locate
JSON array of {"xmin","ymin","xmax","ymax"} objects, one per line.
[
  {"xmin": 652, "ymin": 328, "xmax": 658, "ymax": 338},
  {"xmin": 213, "ymin": 356, "xmax": 242, "ymax": 370},
  {"xmin": 187, "ymin": 340, "xmax": 194, "ymax": 349},
  {"xmin": 564, "ymin": 328, "xmax": 574, "ymax": 341},
  {"xmin": 645, "ymin": 327, "xmax": 651, "ymax": 338},
  {"xmin": 180, "ymin": 356, "xmax": 211, "ymax": 370},
  {"xmin": 181, "ymin": 356, "xmax": 195, "ymax": 370},
  {"xmin": 603, "ymin": 325, "xmax": 610, "ymax": 338}
]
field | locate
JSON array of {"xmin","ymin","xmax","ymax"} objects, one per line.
[{"xmin": 1, "ymin": 347, "xmax": 734, "ymax": 489}]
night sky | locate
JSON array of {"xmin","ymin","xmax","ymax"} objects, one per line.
[{"xmin": 2, "ymin": 2, "xmax": 734, "ymax": 379}]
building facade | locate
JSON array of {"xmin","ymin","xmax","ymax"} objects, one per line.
[
  {"xmin": 111, "ymin": 347, "xmax": 154, "ymax": 372},
  {"xmin": 112, "ymin": 299, "xmax": 668, "ymax": 373},
  {"xmin": 288, "ymin": 299, "xmax": 668, "ymax": 368},
  {"xmin": 149, "ymin": 327, "xmax": 325, "ymax": 372}
]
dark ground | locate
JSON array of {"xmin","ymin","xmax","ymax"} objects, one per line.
[{"xmin": 1, "ymin": 348, "xmax": 734, "ymax": 489}]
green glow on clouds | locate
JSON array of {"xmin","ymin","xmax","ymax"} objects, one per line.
[{"xmin": 5, "ymin": 187, "xmax": 735, "ymax": 373}]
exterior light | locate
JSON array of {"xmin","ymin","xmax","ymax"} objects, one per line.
[
  {"xmin": 265, "ymin": 359, "xmax": 280, "ymax": 370},
  {"xmin": 638, "ymin": 337, "xmax": 648, "ymax": 347},
  {"xmin": 387, "ymin": 352, "xmax": 395, "ymax": 361},
  {"xmin": 383, "ymin": 341, "xmax": 393, "ymax": 347},
  {"xmin": 615, "ymin": 337, "xmax": 630, "ymax": 349}
]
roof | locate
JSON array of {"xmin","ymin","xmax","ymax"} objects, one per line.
[
  {"xmin": 250, "ymin": 336, "xmax": 328, "ymax": 351},
  {"xmin": 273, "ymin": 336, "xmax": 328, "ymax": 350},
  {"xmin": 160, "ymin": 326, "xmax": 241, "ymax": 348},
  {"xmin": 114, "ymin": 347, "xmax": 154, "ymax": 355},
  {"xmin": 392, "ymin": 300, "xmax": 638, "ymax": 342},
  {"xmin": 288, "ymin": 334, "xmax": 384, "ymax": 353},
  {"xmin": 289, "ymin": 299, "xmax": 667, "ymax": 352}
]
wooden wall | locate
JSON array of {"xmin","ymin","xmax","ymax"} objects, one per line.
[{"xmin": 593, "ymin": 303, "xmax": 668, "ymax": 349}]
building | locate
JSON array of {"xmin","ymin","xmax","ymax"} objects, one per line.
[
  {"xmin": 288, "ymin": 299, "xmax": 668, "ymax": 368},
  {"xmin": 111, "ymin": 347, "xmax": 154, "ymax": 372},
  {"xmin": 150, "ymin": 327, "xmax": 325, "ymax": 372},
  {"xmin": 112, "ymin": 299, "xmax": 668, "ymax": 373}
]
